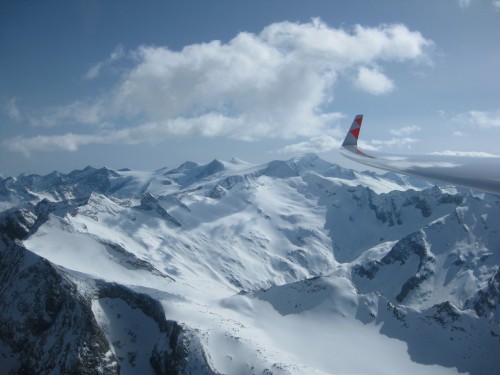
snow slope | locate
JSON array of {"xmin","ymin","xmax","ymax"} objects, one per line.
[{"xmin": 1, "ymin": 154, "xmax": 499, "ymax": 374}]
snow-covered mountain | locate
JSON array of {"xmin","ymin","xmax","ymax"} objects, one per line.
[{"xmin": 0, "ymin": 154, "xmax": 498, "ymax": 374}]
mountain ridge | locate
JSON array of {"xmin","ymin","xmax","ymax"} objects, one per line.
[{"xmin": 1, "ymin": 154, "xmax": 499, "ymax": 374}]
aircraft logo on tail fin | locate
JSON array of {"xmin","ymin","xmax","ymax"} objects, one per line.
[
  {"xmin": 340, "ymin": 114, "xmax": 500, "ymax": 195},
  {"xmin": 342, "ymin": 114, "xmax": 363, "ymax": 147}
]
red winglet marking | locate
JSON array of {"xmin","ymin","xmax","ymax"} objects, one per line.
[
  {"xmin": 350, "ymin": 127, "xmax": 360, "ymax": 139},
  {"xmin": 355, "ymin": 117, "xmax": 363, "ymax": 126},
  {"xmin": 355, "ymin": 149, "xmax": 374, "ymax": 158}
]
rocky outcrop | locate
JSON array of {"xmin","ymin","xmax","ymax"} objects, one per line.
[
  {"xmin": 138, "ymin": 193, "xmax": 181, "ymax": 227},
  {"xmin": 0, "ymin": 239, "xmax": 118, "ymax": 374},
  {"xmin": 0, "ymin": 238, "xmax": 215, "ymax": 374}
]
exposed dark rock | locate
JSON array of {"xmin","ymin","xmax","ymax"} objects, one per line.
[
  {"xmin": 0, "ymin": 205, "xmax": 37, "ymax": 240},
  {"xmin": 354, "ymin": 231, "xmax": 435, "ymax": 304},
  {"xmin": 466, "ymin": 269, "xmax": 500, "ymax": 322},
  {"xmin": 96, "ymin": 281, "xmax": 217, "ymax": 375},
  {"xmin": 0, "ymin": 239, "xmax": 118, "ymax": 374},
  {"xmin": 195, "ymin": 160, "xmax": 225, "ymax": 180},
  {"xmin": 209, "ymin": 185, "xmax": 227, "ymax": 199},
  {"xmin": 138, "ymin": 193, "xmax": 181, "ymax": 227},
  {"xmin": 99, "ymin": 240, "xmax": 175, "ymax": 281}
]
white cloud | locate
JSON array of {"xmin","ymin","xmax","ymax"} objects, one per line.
[
  {"xmin": 428, "ymin": 150, "xmax": 500, "ymax": 157},
  {"xmin": 357, "ymin": 140, "xmax": 380, "ymax": 152},
  {"xmin": 370, "ymin": 137, "xmax": 419, "ymax": 148},
  {"xmin": 3, "ymin": 98, "xmax": 22, "ymax": 121},
  {"xmin": 458, "ymin": 0, "xmax": 472, "ymax": 9},
  {"xmin": 84, "ymin": 65, "xmax": 102, "ymax": 81},
  {"xmin": 6, "ymin": 19, "xmax": 432, "ymax": 154},
  {"xmin": 5, "ymin": 113, "xmax": 240, "ymax": 156},
  {"xmin": 355, "ymin": 67, "xmax": 395, "ymax": 95},
  {"xmin": 276, "ymin": 135, "xmax": 341, "ymax": 154},
  {"xmin": 453, "ymin": 131, "xmax": 466, "ymax": 137},
  {"xmin": 459, "ymin": 0, "xmax": 500, "ymax": 10},
  {"xmin": 84, "ymin": 45, "xmax": 125, "ymax": 80},
  {"xmin": 6, "ymin": 133, "xmax": 101, "ymax": 156},
  {"xmin": 389, "ymin": 125, "xmax": 421, "ymax": 136},
  {"xmin": 30, "ymin": 99, "xmax": 106, "ymax": 127},
  {"xmin": 452, "ymin": 110, "xmax": 500, "ymax": 128}
]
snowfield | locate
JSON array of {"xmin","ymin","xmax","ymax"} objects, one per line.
[{"xmin": 1, "ymin": 154, "xmax": 499, "ymax": 374}]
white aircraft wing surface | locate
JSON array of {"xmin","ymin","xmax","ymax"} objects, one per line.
[{"xmin": 340, "ymin": 115, "xmax": 500, "ymax": 195}]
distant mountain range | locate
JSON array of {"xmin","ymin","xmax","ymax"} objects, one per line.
[{"xmin": 1, "ymin": 154, "xmax": 498, "ymax": 374}]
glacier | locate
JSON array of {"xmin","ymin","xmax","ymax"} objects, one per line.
[{"xmin": 0, "ymin": 154, "xmax": 499, "ymax": 374}]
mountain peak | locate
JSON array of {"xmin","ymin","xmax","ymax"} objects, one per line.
[
  {"xmin": 263, "ymin": 160, "xmax": 299, "ymax": 178},
  {"xmin": 194, "ymin": 159, "xmax": 225, "ymax": 180},
  {"xmin": 228, "ymin": 157, "xmax": 248, "ymax": 165},
  {"xmin": 1, "ymin": 155, "xmax": 499, "ymax": 375},
  {"xmin": 164, "ymin": 161, "xmax": 199, "ymax": 175}
]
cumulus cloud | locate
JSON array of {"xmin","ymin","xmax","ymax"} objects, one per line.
[
  {"xmin": 452, "ymin": 110, "xmax": 500, "ymax": 128},
  {"xmin": 355, "ymin": 67, "xmax": 395, "ymax": 95},
  {"xmin": 493, "ymin": 0, "xmax": 500, "ymax": 10},
  {"xmin": 389, "ymin": 125, "xmax": 421, "ymax": 136},
  {"xmin": 5, "ymin": 19, "xmax": 432, "ymax": 154}
]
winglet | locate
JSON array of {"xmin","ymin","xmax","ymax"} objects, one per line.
[{"xmin": 342, "ymin": 114, "xmax": 363, "ymax": 147}]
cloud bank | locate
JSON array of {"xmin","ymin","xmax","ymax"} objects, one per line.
[
  {"xmin": 452, "ymin": 110, "xmax": 500, "ymax": 129},
  {"xmin": 5, "ymin": 19, "xmax": 432, "ymax": 155},
  {"xmin": 458, "ymin": 0, "xmax": 500, "ymax": 10},
  {"xmin": 370, "ymin": 137, "xmax": 419, "ymax": 148},
  {"xmin": 276, "ymin": 135, "xmax": 341, "ymax": 154},
  {"xmin": 429, "ymin": 150, "xmax": 500, "ymax": 158}
]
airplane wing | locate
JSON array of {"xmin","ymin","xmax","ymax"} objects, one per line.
[{"xmin": 340, "ymin": 115, "xmax": 500, "ymax": 195}]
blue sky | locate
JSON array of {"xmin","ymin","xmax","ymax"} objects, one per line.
[{"xmin": 1, "ymin": 0, "xmax": 499, "ymax": 176}]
